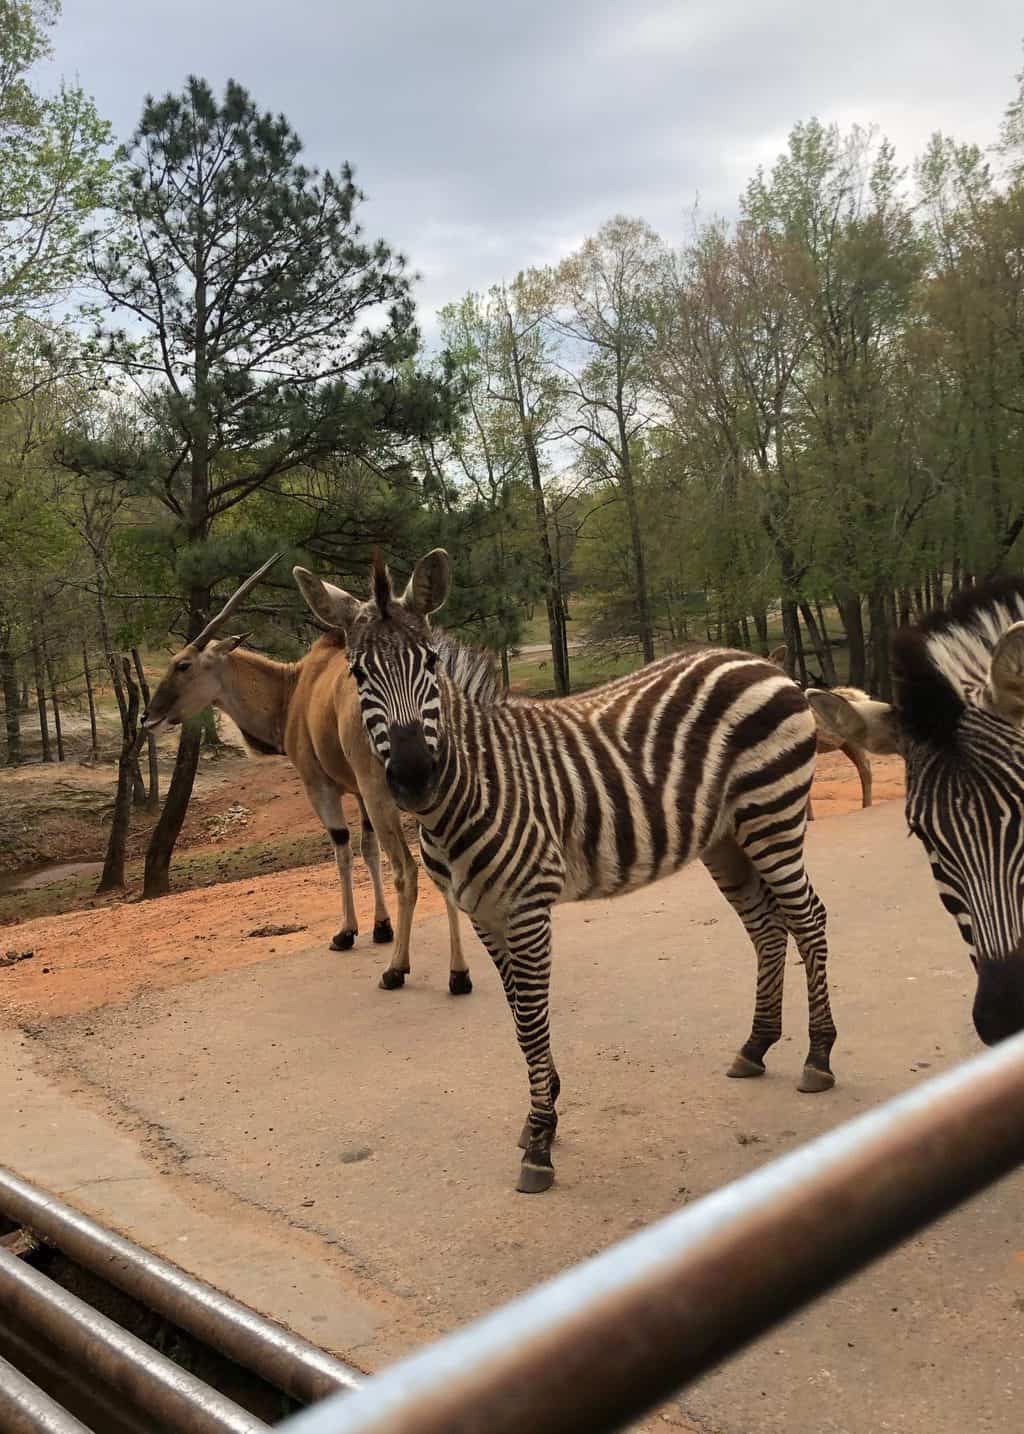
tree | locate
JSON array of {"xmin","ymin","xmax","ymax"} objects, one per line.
[
  {"xmin": 69, "ymin": 76, "xmax": 449, "ymax": 895},
  {"xmin": 0, "ymin": 1, "xmax": 110, "ymax": 366},
  {"xmin": 555, "ymin": 217, "xmax": 666, "ymax": 662}
]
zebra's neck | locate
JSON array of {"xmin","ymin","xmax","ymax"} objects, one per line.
[{"xmin": 416, "ymin": 679, "xmax": 486, "ymax": 835}]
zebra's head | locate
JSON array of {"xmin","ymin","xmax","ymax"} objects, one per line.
[
  {"xmin": 293, "ymin": 550, "xmax": 451, "ymax": 811},
  {"xmin": 808, "ymin": 588, "xmax": 1024, "ymax": 1049}
]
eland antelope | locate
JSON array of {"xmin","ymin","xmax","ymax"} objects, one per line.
[
  {"xmin": 768, "ymin": 645, "xmax": 873, "ymax": 820},
  {"xmin": 294, "ymin": 549, "xmax": 836, "ymax": 1193},
  {"xmin": 143, "ymin": 556, "xmax": 472, "ymax": 995}
]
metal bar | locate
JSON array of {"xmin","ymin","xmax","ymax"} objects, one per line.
[
  {"xmin": 0, "ymin": 1167, "xmax": 360, "ymax": 1402},
  {"xmin": 279, "ymin": 1029, "xmax": 1024, "ymax": 1434},
  {"xmin": 0, "ymin": 1352, "xmax": 93, "ymax": 1434},
  {"xmin": 0, "ymin": 1246, "xmax": 269, "ymax": 1434}
]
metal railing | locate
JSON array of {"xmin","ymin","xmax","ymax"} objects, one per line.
[
  {"xmin": 3, "ymin": 1032, "xmax": 1023, "ymax": 1433},
  {"xmin": 277, "ymin": 1029, "xmax": 1024, "ymax": 1434},
  {"xmin": 0, "ymin": 1166, "xmax": 360, "ymax": 1433}
]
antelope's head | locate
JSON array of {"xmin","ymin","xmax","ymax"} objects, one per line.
[
  {"xmin": 292, "ymin": 549, "xmax": 450, "ymax": 811},
  {"xmin": 143, "ymin": 554, "xmax": 279, "ymax": 732}
]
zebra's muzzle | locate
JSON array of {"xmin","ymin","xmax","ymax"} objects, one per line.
[
  {"xmin": 973, "ymin": 951, "xmax": 1024, "ymax": 1046},
  {"xmin": 385, "ymin": 723, "xmax": 436, "ymax": 811}
]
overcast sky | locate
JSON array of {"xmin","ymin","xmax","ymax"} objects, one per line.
[{"xmin": 48, "ymin": 1, "xmax": 1023, "ymax": 338}]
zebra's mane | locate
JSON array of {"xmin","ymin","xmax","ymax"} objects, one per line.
[
  {"xmin": 893, "ymin": 577, "xmax": 1024, "ymax": 744},
  {"xmin": 434, "ymin": 632, "xmax": 506, "ymax": 707}
]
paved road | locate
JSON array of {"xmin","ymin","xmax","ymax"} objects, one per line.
[{"xmin": 8, "ymin": 801, "xmax": 1024, "ymax": 1433}]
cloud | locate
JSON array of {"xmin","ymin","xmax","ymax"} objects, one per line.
[{"xmin": 45, "ymin": 0, "xmax": 1024, "ymax": 340}]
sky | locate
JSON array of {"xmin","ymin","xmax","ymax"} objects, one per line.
[{"xmin": 47, "ymin": 0, "xmax": 1023, "ymax": 339}]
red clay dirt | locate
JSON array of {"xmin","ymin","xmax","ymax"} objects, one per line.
[{"xmin": 1, "ymin": 750, "xmax": 902, "ymax": 1028}]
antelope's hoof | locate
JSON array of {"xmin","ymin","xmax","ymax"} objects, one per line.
[
  {"xmin": 379, "ymin": 968, "xmax": 406, "ymax": 990},
  {"xmin": 516, "ymin": 1159, "xmax": 555, "ymax": 1195},
  {"xmin": 372, "ymin": 919, "xmax": 394, "ymax": 945},
  {"xmin": 727, "ymin": 1054, "xmax": 766, "ymax": 1080},
  {"xmin": 797, "ymin": 1065, "xmax": 835, "ymax": 1094},
  {"xmin": 331, "ymin": 930, "xmax": 356, "ymax": 952},
  {"xmin": 449, "ymin": 970, "xmax": 473, "ymax": 996}
]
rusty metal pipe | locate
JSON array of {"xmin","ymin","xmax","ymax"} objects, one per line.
[
  {"xmin": 0, "ymin": 1246, "xmax": 268, "ymax": 1434},
  {"xmin": 0, "ymin": 1166, "xmax": 359, "ymax": 1402},
  {"xmin": 0, "ymin": 1352, "xmax": 93, "ymax": 1434},
  {"xmin": 279, "ymin": 1030, "xmax": 1024, "ymax": 1434}
]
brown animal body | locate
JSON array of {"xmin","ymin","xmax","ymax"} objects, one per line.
[
  {"xmin": 143, "ymin": 558, "xmax": 470, "ymax": 994},
  {"xmin": 769, "ymin": 647, "xmax": 872, "ymax": 820}
]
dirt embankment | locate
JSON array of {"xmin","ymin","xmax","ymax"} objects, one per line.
[{"xmin": 0, "ymin": 747, "xmax": 903, "ymax": 1028}]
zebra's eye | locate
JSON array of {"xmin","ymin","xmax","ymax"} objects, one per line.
[
  {"xmin": 425, "ymin": 649, "xmax": 439, "ymax": 673},
  {"xmin": 349, "ymin": 662, "xmax": 366, "ymax": 684}
]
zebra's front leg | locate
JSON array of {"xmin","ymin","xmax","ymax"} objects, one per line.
[
  {"xmin": 472, "ymin": 917, "xmax": 559, "ymax": 1174},
  {"xmin": 508, "ymin": 909, "xmax": 559, "ymax": 1194},
  {"xmin": 446, "ymin": 897, "xmax": 472, "ymax": 996}
]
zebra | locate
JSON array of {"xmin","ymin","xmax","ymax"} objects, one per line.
[
  {"xmin": 809, "ymin": 577, "xmax": 1024, "ymax": 1051},
  {"xmin": 293, "ymin": 550, "xmax": 837, "ymax": 1193}
]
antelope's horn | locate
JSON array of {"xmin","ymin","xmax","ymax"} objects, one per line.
[{"xmin": 193, "ymin": 553, "xmax": 281, "ymax": 649}]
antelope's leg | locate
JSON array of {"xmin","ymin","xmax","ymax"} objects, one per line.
[
  {"xmin": 307, "ymin": 783, "xmax": 359, "ymax": 951},
  {"xmin": 360, "ymin": 788, "xmax": 418, "ymax": 990},
  {"xmin": 356, "ymin": 797, "xmax": 394, "ymax": 944}
]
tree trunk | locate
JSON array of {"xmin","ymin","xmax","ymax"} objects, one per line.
[
  {"xmin": 200, "ymin": 707, "xmax": 222, "ymax": 747},
  {"xmin": 837, "ymin": 594, "xmax": 866, "ymax": 689},
  {"xmin": 500, "ymin": 645, "xmax": 510, "ymax": 690},
  {"xmin": 617, "ymin": 428, "xmax": 655, "ymax": 663},
  {"xmin": 132, "ymin": 648, "xmax": 160, "ymax": 810},
  {"xmin": 752, "ymin": 607, "xmax": 768, "ymax": 652},
  {"xmin": 82, "ymin": 644, "xmax": 99, "ymax": 759},
  {"xmin": 504, "ymin": 307, "xmax": 568, "ymax": 695},
  {"xmin": 19, "ymin": 676, "xmax": 29, "ymax": 711},
  {"xmin": 798, "ymin": 602, "xmax": 837, "ymax": 685},
  {"xmin": 143, "ymin": 722, "xmax": 201, "ymax": 898},
  {"xmin": 781, "ymin": 600, "xmax": 804, "ymax": 683},
  {"xmin": 740, "ymin": 615, "xmax": 751, "ymax": 649},
  {"xmin": 1, "ymin": 634, "xmax": 21, "ymax": 766},
  {"xmin": 32, "ymin": 639, "xmax": 52, "ymax": 763},
  {"xmin": 866, "ymin": 586, "xmax": 893, "ymax": 703},
  {"xmin": 42, "ymin": 633, "xmax": 65, "ymax": 763},
  {"xmin": 897, "ymin": 588, "xmax": 912, "ymax": 629},
  {"xmin": 97, "ymin": 656, "xmax": 141, "ymax": 894}
]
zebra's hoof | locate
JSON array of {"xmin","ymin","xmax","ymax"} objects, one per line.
[
  {"xmin": 372, "ymin": 919, "xmax": 394, "ymax": 945},
  {"xmin": 379, "ymin": 968, "xmax": 406, "ymax": 990},
  {"xmin": 797, "ymin": 1065, "xmax": 835, "ymax": 1094},
  {"xmin": 727, "ymin": 1054, "xmax": 766, "ymax": 1079},
  {"xmin": 331, "ymin": 930, "xmax": 356, "ymax": 952},
  {"xmin": 516, "ymin": 1159, "xmax": 555, "ymax": 1194},
  {"xmin": 449, "ymin": 970, "xmax": 473, "ymax": 996},
  {"xmin": 518, "ymin": 1119, "xmax": 557, "ymax": 1150}
]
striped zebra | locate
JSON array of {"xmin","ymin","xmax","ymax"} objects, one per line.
[
  {"xmin": 809, "ymin": 577, "xmax": 1024, "ymax": 1051},
  {"xmin": 293, "ymin": 551, "xmax": 837, "ymax": 1193}
]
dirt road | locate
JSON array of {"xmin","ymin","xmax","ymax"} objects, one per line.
[{"xmin": 5, "ymin": 791, "xmax": 1024, "ymax": 1432}]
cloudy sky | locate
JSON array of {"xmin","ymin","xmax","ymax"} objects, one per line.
[{"xmin": 48, "ymin": 1, "xmax": 1022, "ymax": 335}]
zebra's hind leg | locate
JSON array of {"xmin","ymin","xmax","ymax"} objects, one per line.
[
  {"xmin": 736, "ymin": 827, "xmax": 837, "ymax": 1094},
  {"xmin": 703, "ymin": 837, "xmax": 789, "ymax": 1081}
]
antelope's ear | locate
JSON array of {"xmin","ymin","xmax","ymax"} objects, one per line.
[
  {"xmin": 401, "ymin": 549, "xmax": 450, "ymax": 617},
  {"xmin": 211, "ymin": 633, "xmax": 250, "ymax": 655},
  {"xmin": 987, "ymin": 621, "xmax": 1024, "ymax": 725},
  {"xmin": 292, "ymin": 567, "xmax": 360, "ymax": 631},
  {"xmin": 768, "ymin": 644, "xmax": 788, "ymax": 667},
  {"xmin": 807, "ymin": 689, "xmax": 901, "ymax": 755}
]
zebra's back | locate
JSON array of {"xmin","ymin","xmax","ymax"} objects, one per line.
[{"xmin": 439, "ymin": 646, "xmax": 817, "ymax": 910}]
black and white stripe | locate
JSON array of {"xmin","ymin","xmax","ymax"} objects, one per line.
[
  {"xmin": 405, "ymin": 645, "xmax": 834, "ymax": 1192},
  {"xmin": 293, "ymin": 552, "xmax": 837, "ymax": 1192},
  {"xmin": 809, "ymin": 578, "xmax": 1024, "ymax": 1050}
]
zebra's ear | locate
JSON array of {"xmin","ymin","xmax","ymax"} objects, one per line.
[
  {"xmin": 401, "ymin": 549, "xmax": 450, "ymax": 617},
  {"xmin": 987, "ymin": 621, "xmax": 1024, "ymax": 724},
  {"xmin": 292, "ymin": 567, "xmax": 360, "ymax": 632},
  {"xmin": 806, "ymin": 690, "xmax": 901, "ymax": 755}
]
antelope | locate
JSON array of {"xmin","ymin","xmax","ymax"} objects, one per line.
[
  {"xmin": 142, "ymin": 555, "xmax": 472, "ymax": 995},
  {"xmin": 769, "ymin": 646, "xmax": 872, "ymax": 820}
]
